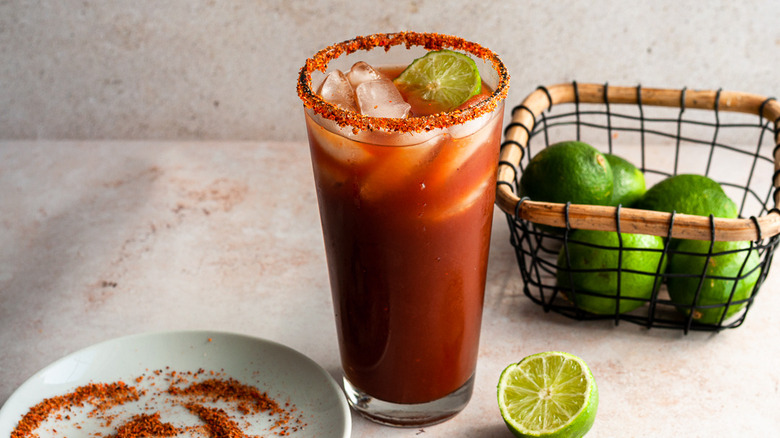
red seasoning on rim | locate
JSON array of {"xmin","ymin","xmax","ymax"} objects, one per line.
[{"xmin": 297, "ymin": 31, "xmax": 510, "ymax": 133}]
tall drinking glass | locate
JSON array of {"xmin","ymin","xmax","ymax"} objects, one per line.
[{"xmin": 297, "ymin": 32, "xmax": 509, "ymax": 427}]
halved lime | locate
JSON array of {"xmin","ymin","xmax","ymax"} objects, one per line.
[
  {"xmin": 393, "ymin": 49, "xmax": 481, "ymax": 114},
  {"xmin": 498, "ymin": 352, "xmax": 598, "ymax": 438}
]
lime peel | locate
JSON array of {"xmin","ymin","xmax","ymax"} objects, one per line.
[{"xmin": 498, "ymin": 351, "xmax": 598, "ymax": 438}]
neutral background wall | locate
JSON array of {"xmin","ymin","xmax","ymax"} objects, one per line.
[{"xmin": 1, "ymin": 0, "xmax": 778, "ymax": 142}]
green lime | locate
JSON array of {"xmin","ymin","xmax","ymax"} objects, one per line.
[
  {"xmin": 498, "ymin": 351, "xmax": 598, "ymax": 438},
  {"xmin": 604, "ymin": 154, "xmax": 645, "ymax": 207},
  {"xmin": 667, "ymin": 239, "xmax": 761, "ymax": 324},
  {"xmin": 633, "ymin": 174, "xmax": 738, "ymax": 218},
  {"xmin": 519, "ymin": 141, "xmax": 613, "ymax": 207},
  {"xmin": 556, "ymin": 229, "xmax": 667, "ymax": 315},
  {"xmin": 393, "ymin": 49, "xmax": 481, "ymax": 114}
]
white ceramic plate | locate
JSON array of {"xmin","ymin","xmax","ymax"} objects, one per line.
[{"xmin": 0, "ymin": 330, "xmax": 351, "ymax": 437}]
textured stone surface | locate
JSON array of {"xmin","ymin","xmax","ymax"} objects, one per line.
[
  {"xmin": 1, "ymin": 0, "xmax": 778, "ymax": 141},
  {"xmin": 2, "ymin": 141, "xmax": 780, "ymax": 436}
]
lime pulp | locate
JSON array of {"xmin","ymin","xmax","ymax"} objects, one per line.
[{"xmin": 498, "ymin": 351, "xmax": 598, "ymax": 438}]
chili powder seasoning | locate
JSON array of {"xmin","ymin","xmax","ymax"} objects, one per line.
[{"xmin": 11, "ymin": 369, "xmax": 305, "ymax": 438}]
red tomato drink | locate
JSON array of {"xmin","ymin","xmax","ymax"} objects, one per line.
[{"xmin": 297, "ymin": 32, "xmax": 509, "ymax": 426}]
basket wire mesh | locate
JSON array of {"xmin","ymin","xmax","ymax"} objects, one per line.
[{"xmin": 496, "ymin": 82, "xmax": 780, "ymax": 333}]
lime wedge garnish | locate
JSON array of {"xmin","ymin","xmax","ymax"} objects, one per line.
[
  {"xmin": 393, "ymin": 49, "xmax": 481, "ymax": 113},
  {"xmin": 497, "ymin": 351, "xmax": 599, "ymax": 438}
]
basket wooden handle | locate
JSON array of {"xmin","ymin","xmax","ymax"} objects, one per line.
[{"xmin": 497, "ymin": 83, "xmax": 780, "ymax": 242}]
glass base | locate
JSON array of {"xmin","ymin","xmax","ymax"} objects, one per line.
[{"xmin": 343, "ymin": 374, "xmax": 475, "ymax": 427}]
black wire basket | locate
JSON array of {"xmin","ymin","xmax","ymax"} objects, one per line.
[{"xmin": 496, "ymin": 82, "xmax": 780, "ymax": 333}]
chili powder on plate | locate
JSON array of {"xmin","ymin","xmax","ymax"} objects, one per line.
[
  {"xmin": 11, "ymin": 369, "xmax": 305, "ymax": 438},
  {"xmin": 114, "ymin": 412, "xmax": 178, "ymax": 438}
]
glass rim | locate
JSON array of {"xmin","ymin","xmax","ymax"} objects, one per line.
[{"xmin": 296, "ymin": 31, "xmax": 510, "ymax": 134}]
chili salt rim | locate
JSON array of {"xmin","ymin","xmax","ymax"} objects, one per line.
[{"xmin": 296, "ymin": 31, "xmax": 510, "ymax": 133}]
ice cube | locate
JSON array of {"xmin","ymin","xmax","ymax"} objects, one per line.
[
  {"xmin": 305, "ymin": 111, "xmax": 375, "ymax": 186},
  {"xmin": 305, "ymin": 110, "xmax": 373, "ymax": 165},
  {"xmin": 359, "ymin": 133, "xmax": 446, "ymax": 201},
  {"xmin": 318, "ymin": 70, "xmax": 358, "ymax": 112},
  {"xmin": 344, "ymin": 61, "xmax": 411, "ymax": 119},
  {"xmin": 355, "ymin": 79, "xmax": 411, "ymax": 118},
  {"xmin": 346, "ymin": 61, "xmax": 383, "ymax": 89},
  {"xmin": 429, "ymin": 172, "xmax": 493, "ymax": 222},
  {"xmin": 425, "ymin": 111, "xmax": 501, "ymax": 191}
]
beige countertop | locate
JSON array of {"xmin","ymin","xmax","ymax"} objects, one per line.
[{"xmin": 2, "ymin": 140, "xmax": 780, "ymax": 437}]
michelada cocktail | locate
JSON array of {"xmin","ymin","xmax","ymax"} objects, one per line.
[{"xmin": 297, "ymin": 32, "xmax": 509, "ymax": 427}]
